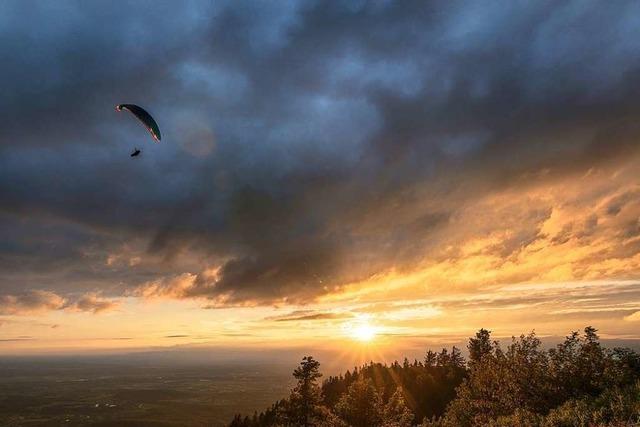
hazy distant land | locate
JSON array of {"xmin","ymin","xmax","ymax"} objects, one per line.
[{"xmin": 0, "ymin": 357, "xmax": 293, "ymax": 427}]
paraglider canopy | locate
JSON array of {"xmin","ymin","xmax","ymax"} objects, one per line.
[{"xmin": 116, "ymin": 104, "xmax": 161, "ymax": 142}]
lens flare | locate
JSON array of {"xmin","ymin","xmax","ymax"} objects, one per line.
[{"xmin": 348, "ymin": 320, "xmax": 378, "ymax": 342}]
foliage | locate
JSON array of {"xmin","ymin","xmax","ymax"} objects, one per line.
[
  {"xmin": 280, "ymin": 356, "xmax": 328, "ymax": 427},
  {"xmin": 441, "ymin": 327, "xmax": 640, "ymax": 427},
  {"xmin": 382, "ymin": 387, "xmax": 415, "ymax": 427},
  {"xmin": 335, "ymin": 377, "xmax": 383, "ymax": 427},
  {"xmin": 323, "ymin": 350, "xmax": 465, "ymax": 422},
  {"xmin": 228, "ymin": 327, "xmax": 640, "ymax": 427}
]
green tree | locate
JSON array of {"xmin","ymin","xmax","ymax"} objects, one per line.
[
  {"xmin": 382, "ymin": 387, "xmax": 414, "ymax": 427},
  {"xmin": 424, "ymin": 350, "xmax": 438, "ymax": 367},
  {"xmin": 336, "ymin": 377, "xmax": 383, "ymax": 427},
  {"xmin": 228, "ymin": 326, "xmax": 640, "ymax": 427},
  {"xmin": 442, "ymin": 331, "xmax": 551, "ymax": 426},
  {"xmin": 548, "ymin": 327, "xmax": 608, "ymax": 404},
  {"xmin": 282, "ymin": 356, "xmax": 328, "ymax": 427},
  {"xmin": 448, "ymin": 347, "xmax": 465, "ymax": 369},
  {"xmin": 468, "ymin": 328, "xmax": 493, "ymax": 366}
]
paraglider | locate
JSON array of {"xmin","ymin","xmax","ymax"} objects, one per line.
[
  {"xmin": 115, "ymin": 104, "xmax": 161, "ymax": 141},
  {"xmin": 115, "ymin": 104, "xmax": 161, "ymax": 158}
]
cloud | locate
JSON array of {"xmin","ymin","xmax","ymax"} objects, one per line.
[
  {"xmin": 130, "ymin": 273, "xmax": 199, "ymax": 300},
  {"xmin": 2, "ymin": 1, "xmax": 640, "ymax": 307},
  {"xmin": 266, "ymin": 310, "xmax": 354, "ymax": 322},
  {"xmin": 0, "ymin": 290, "xmax": 66, "ymax": 315},
  {"xmin": 0, "ymin": 290, "xmax": 118, "ymax": 315},
  {"xmin": 65, "ymin": 293, "xmax": 120, "ymax": 314},
  {"xmin": 625, "ymin": 311, "xmax": 640, "ymax": 322},
  {"xmin": 320, "ymin": 280, "xmax": 640, "ymax": 340}
]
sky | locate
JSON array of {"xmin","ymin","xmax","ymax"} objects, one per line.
[{"xmin": 2, "ymin": 0, "xmax": 640, "ymax": 355}]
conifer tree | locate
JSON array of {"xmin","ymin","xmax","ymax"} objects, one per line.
[
  {"xmin": 282, "ymin": 356, "xmax": 327, "ymax": 427},
  {"xmin": 336, "ymin": 377, "xmax": 383, "ymax": 427},
  {"xmin": 382, "ymin": 387, "xmax": 414, "ymax": 427}
]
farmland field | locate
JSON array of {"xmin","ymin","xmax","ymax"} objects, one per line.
[{"xmin": 0, "ymin": 357, "xmax": 294, "ymax": 427}]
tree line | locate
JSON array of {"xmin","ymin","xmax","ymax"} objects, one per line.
[{"xmin": 228, "ymin": 327, "xmax": 640, "ymax": 426}]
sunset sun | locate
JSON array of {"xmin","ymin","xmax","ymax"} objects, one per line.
[{"xmin": 349, "ymin": 321, "xmax": 378, "ymax": 342}]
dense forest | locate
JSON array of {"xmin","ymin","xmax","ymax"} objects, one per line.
[{"xmin": 228, "ymin": 327, "xmax": 640, "ymax": 427}]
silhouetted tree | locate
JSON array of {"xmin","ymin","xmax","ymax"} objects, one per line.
[
  {"xmin": 424, "ymin": 350, "xmax": 437, "ymax": 367},
  {"xmin": 281, "ymin": 356, "xmax": 328, "ymax": 427},
  {"xmin": 468, "ymin": 328, "xmax": 493, "ymax": 365},
  {"xmin": 448, "ymin": 347, "xmax": 464, "ymax": 369}
]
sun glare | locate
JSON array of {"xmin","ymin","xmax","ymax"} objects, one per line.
[{"xmin": 350, "ymin": 321, "xmax": 378, "ymax": 342}]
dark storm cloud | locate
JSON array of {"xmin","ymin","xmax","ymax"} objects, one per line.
[{"xmin": 2, "ymin": 1, "xmax": 640, "ymax": 304}]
